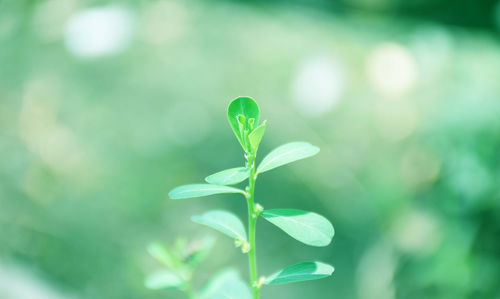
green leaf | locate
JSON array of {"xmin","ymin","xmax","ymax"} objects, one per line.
[
  {"xmin": 147, "ymin": 242, "xmax": 177, "ymax": 269},
  {"xmin": 169, "ymin": 184, "xmax": 246, "ymax": 199},
  {"xmin": 227, "ymin": 97, "xmax": 260, "ymax": 149},
  {"xmin": 264, "ymin": 261, "xmax": 334, "ymax": 285},
  {"xmin": 205, "ymin": 167, "xmax": 250, "ymax": 185},
  {"xmin": 261, "ymin": 209, "xmax": 334, "ymax": 247},
  {"xmin": 257, "ymin": 142, "xmax": 319, "ymax": 174},
  {"xmin": 249, "ymin": 120, "xmax": 267, "ymax": 153},
  {"xmin": 192, "ymin": 210, "xmax": 247, "ymax": 241},
  {"xmin": 201, "ymin": 269, "xmax": 252, "ymax": 299},
  {"xmin": 144, "ymin": 270, "xmax": 183, "ymax": 290}
]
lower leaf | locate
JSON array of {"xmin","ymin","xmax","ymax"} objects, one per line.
[
  {"xmin": 264, "ymin": 261, "xmax": 334, "ymax": 285},
  {"xmin": 144, "ymin": 270, "xmax": 183, "ymax": 290},
  {"xmin": 200, "ymin": 269, "xmax": 252, "ymax": 299}
]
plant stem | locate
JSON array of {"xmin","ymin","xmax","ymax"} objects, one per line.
[{"xmin": 246, "ymin": 154, "xmax": 259, "ymax": 299}]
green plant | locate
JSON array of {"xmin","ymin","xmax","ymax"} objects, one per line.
[
  {"xmin": 145, "ymin": 236, "xmax": 251, "ymax": 299},
  {"xmin": 167, "ymin": 97, "xmax": 335, "ymax": 298},
  {"xmin": 144, "ymin": 236, "xmax": 213, "ymax": 298}
]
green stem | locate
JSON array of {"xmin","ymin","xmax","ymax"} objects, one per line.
[{"xmin": 246, "ymin": 154, "xmax": 259, "ymax": 299}]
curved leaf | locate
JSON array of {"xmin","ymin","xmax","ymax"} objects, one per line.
[
  {"xmin": 169, "ymin": 184, "xmax": 245, "ymax": 199},
  {"xmin": 249, "ymin": 120, "xmax": 267, "ymax": 153},
  {"xmin": 201, "ymin": 269, "xmax": 251, "ymax": 299},
  {"xmin": 205, "ymin": 167, "xmax": 250, "ymax": 185},
  {"xmin": 227, "ymin": 97, "xmax": 260, "ymax": 149},
  {"xmin": 264, "ymin": 261, "xmax": 334, "ymax": 285},
  {"xmin": 192, "ymin": 210, "xmax": 247, "ymax": 241},
  {"xmin": 257, "ymin": 142, "xmax": 319, "ymax": 174},
  {"xmin": 261, "ymin": 209, "xmax": 334, "ymax": 247},
  {"xmin": 145, "ymin": 270, "xmax": 183, "ymax": 290}
]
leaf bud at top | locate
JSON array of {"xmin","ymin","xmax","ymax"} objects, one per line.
[
  {"xmin": 248, "ymin": 118, "xmax": 255, "ymax": 130},
  {"xmin": 237, "ymin": 114, "xmax": 246, "ymax": 126}
]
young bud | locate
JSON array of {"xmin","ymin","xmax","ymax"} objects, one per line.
[
  {"xmin": 253, "ymin": 277, "xmax": 265, "ymax": 289},
  {"xmin": 248, "ymin": 118, "xmax": 255, "ymax": 130},
  {"xmin": 241, "ymin": 242, "xmax": 250, "ymax": 253},
  {"xmin": 255, "ymin": 203, "xmax": 264, "ymax": 215},
  {"xmin": 237, "ymin": 114, "xmax": 246, "ymax": 126}
]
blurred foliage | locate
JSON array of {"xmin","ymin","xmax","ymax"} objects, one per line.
[{"xmin": 1, "ymin": 0, "xmax": 500, "ymax": 298}]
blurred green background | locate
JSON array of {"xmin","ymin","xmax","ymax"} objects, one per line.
[{"xmin": 1, "ymin": 0, "xmax": 500, "ymax": 298}]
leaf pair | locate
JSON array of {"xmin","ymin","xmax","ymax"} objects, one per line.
[
  {"xmin": 193, "ymin": 208, "xmax": 333, "ymax": 248},
  {"xmin": 203, "ymin": 142, "xmax": 320, "ymax": 186}
]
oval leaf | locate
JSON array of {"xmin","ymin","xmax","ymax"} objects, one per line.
[
  {"xmin": 227, "ymin": 97, "xmax": 260, "ymax": 148},
  {"xmin": 192, "ymin": 210, "xmax": 247, "ymax": 241},
  {"xmin": 145, "ymin": 270, "xmax": 183, "ymax": 290},
  {"xmin": 261, "ymin": 209, "xmax": 334, "ymax": 247},
  {"xmin": 201, "ymin": 269, "xmax": 252, "ymax": 299},
  {"xmin": 264, "ymin": 261, "xmax": 334, "ymax": 285},
  {"xmin": 249, "ymin": 120, "xmax": 267, "ymax": 153},
  {"xmin": 257, "ymin": 142, "xmax": 319, "ymax": 174},
  {"xmin": 169, "ymin": 184, "xmax": 245, "ymax": 199},
  {"xmin": 205, "ymin": 167, "xmax": 250, "ymax": 185}
]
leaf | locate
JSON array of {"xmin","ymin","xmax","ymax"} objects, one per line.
[
  {"xmin": 169, "ymin": 184, "xmax": 245, "ymax": 199},
  {"xmin": 264, "ymin": 261, "xmax": 334, "ymax": 285},
  {"xmin": 201, "ymin": 269, "xmax": 252, "ymax": 299},
  {"xmin": 205, "ymin": 167, "xmax": 250, "ymax": 185},
  {"xmin": 261, "ymin": 209, "xmax": 334, "ymax": 247},
  {"xmin": 147, "ymin": 242, "xmax": 177, "ymax": 269},
  {"xmin": 249, "ymin": 120, "xmax": 267, "ymax": 153},
  {"xmin": 192, "ymin": 210, "xmax": 247, "ymax": 241},
  {"xmin": 227, "ymin": 97, "xmax": 260, "ymax": 149},
  {"xmin": 257, "ymin": 142, "xmax": 320, "ymax": 174},
  {"xmin": 144, "ymin": 270, "xmax": 183, "ymax": 290}
]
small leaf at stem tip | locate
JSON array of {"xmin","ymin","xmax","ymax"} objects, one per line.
[
  {"xmin": 144, "ymin": 270, "xmax": 183, "ymax": 290},
  {"xmin": 191, "ymin": 210, "xmax": 247, "ymax": 241},
  {"xmin": 228, "ymin": 97, "xmax": 260, "ymax": 149},
  {"xmin": 168, "ymin": 184, "xmax": 245, "ymax": 199},
  {"xmin": 261, "ymin": 209, "xmax": 334, "ymax": 247},
  {"xmin": 257, "ymin": 142, "xmax": 319, "ymax": 174},
  {"xmin": 264, "ymin": 261, "xmax": 334, "ymax": 285},
  {"xmin": 205, "ymin": 167, "xmax": 250, "ymax": 185},
  {"xmin": 147, "ymin": 242, "xmax": 176, "ymax": 269},
  {"xmin": 200, "ymin": 269, "xmax": 252, "ymax": 299},
  {"xmin": 249, "ymin": 120, "xmax": 267, "ymax": 153}
]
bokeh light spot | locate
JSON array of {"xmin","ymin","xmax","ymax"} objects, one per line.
[
  {"xmin": 291, "ymin": 56, "xmax": 345, "ymax": 116},
  {"xmin": 65, "ymin": 6, "xmax": 134, "ymax": 57},
  {"xmin": 391, "ymin": 210, "xmax": 442, "ymax": 255},
  {"xmin": 367, "ymin": 43, "xmax": 418, "ymax": 98}
]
